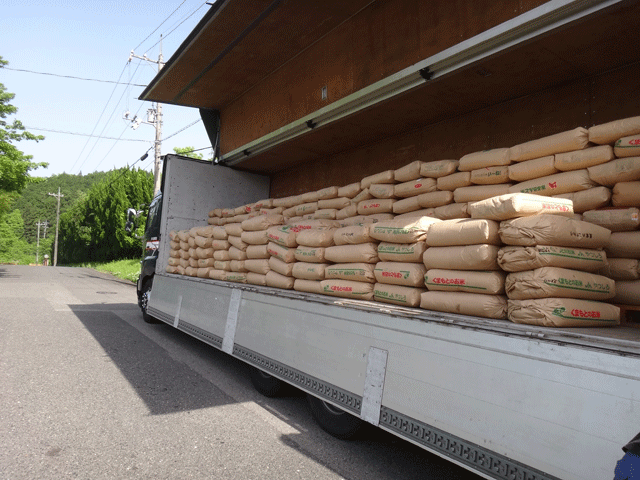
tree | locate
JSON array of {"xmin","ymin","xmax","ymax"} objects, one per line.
[
  {"xmin": 0, "ymin": 56, "xmax": 47, "ymax": 218},
  {"xmin": 173, "ymin": 146, "xmax": 203, "ymax": 160}
]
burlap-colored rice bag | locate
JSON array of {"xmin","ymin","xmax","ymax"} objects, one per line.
[
  {"xmin": 231, "ymin": 214, "xmax": 251, "ymax": 223},
  {"xmin": 245, "ymin": 245, "xmax": 269, "ymax": 259},
  {"xmin": 415, "ymin": 190, "xmax": 453, "ymax": 208},
  {"xmin": 394, "ymin": 161, "xmax": 424, "ymax": 182},
  {"xmin": 266, "ymin": 225, "xmax": 298, "ymax": 248},
  {"xmin": 195, "ymin": 247, "xmax": 214, "ymax": 259},
  {"xmin": 195, "ymin": 226, "xmax": 217, "ymax": 238},
  {"xmin": 241, "ymin": 230, "xmax": 269, "ymax": 245},
  {"xmin": 394, "ymin": 178, "xmax": 437, "ymax": 198},
  {"xmin": 169, "ymin": 249, "xmax": 180, "ymax": 259},
  {"xmin": 373, "ymin": 262, "xmax": 426, "ymax": 287},
  {"xmin": 498, "ymin": 245, "xmax": 607, "ymax": 273},
  {"xmin": 370, "ymin": 217, "xmax": 441, "ymax": 243},
  {"xmin": 214, "ymin": 250, "xmax": 231, "ymax": 261},
  {"xmin": 293, "ymin": 279, "xmax": 325, "ymax": 294},
  {"xmin": 241, "ymin": 214, "xmax": 284, "ymax": 231},
  {"xmin": 324, "ymin": 243, "xmax": 379, "ymax": 264},
  {"xmin": 177, "ymin": 230, "xmax": 190, "ymax": 242},
  {"xmin": 246, "ymin": 272, "xmax": 268, "ymax": 286},
  {"xmin": 588, "ymin": 116, "xmax": 640, "ymax": 145},
  {"xmin": 212, "ymin": 226, "xmax": 228, "ymax": 240},
  {"xmin": 295, "ymin": 202, "xmax": 319, "ymax": 216},
  {"xmin": 207, "ymin": 269, "xmax": 225, "ymax": 280},
  {"xmin": 336, "ymin": 204, "xmax": 358, "ymax": 220},
  {"xmin": 606, "ymin": 231, "xmax": 640, "ymax": 259},
  {"xmin": 583, "ymin": 208, "xmax": 640, "ymax": 232},
  {"xmin": 292, "ymin": 262, "xmax": 327, "ymax": 280},
  {"xmin": 420, "ymin": 160, "xmax": 459, "ymax": 178},
  {"xmin": 509, "ymin": 127, "xmax": 589, "ymax": 162},
  {"xmin": 555, "ymin": 187, "xmax": 611, "ymax": 213},
  {"xmin": 468, "ymin": 193, "xmax": 574, "ymax": 220},
  {"xmin": 294, "ymin": 246, "xmax": 327, "ymax": 263},
  {"xmin": 224, "ymin": 223, "xmax": 243, "ymax": 237},
  {"xmin": 509, "ymin": 169, "xmax": 596, "ymax": 196},
  {"xmin": 334, "ymin": 225, "xmax": 372, "ymax": 245},
  {"xmin": 268, "ymin": 256, "xmax": 295, "ymax": 276},
  {"xmin": 194, "ymin": 236, "xmax": 213, "ymax": 249},
  {"xmin": 214, "ymin": 260, "xmax": 231, "ymax": 271},
  {"xmin": 188, "ymin": 237, "xmax": 196, "ymax": 249},
  {"xmin": 614, "ymin": 135, "xmax": 640, "ymax": 158},
  {"xmin": 505, "ymin": 267, "xmax": 615, "ymax": 300},
  {"xmin": 454, "ymin": 184, "xmax": 512, "ymax": 203},
  {"xmin": 555, "ymin": 145, "xmax": 614, "ymax": 171},
  {"xmin": 508, "ymin": 298, "xmax": 620, "ymax": 327},
  {"xmin": 300, "ymin": 191, "xmax": 320, "ymax": 203},
  {"xmin": 318, "ymin": 197, "xmax": 351, "ymax": 210},
  {"xmin": 426, "ymin": 218, "xmax": 500, "ymax": 246},
  {"xmin": 175, "ymin": 265, "xmax": 187, "ymax": 275},
  {"xmin": 169, "ymin": 230, "xmax": 179, "ymax": 241},
  {"xmin": 179, "ymin": 249, "xmax": 190, "ymax": 260},
  {"xmin": 434, "ymin": 203, "xmax": 470, "ymax": 220},
  {"xmin": 166, "ymin": 265, "xmax": 179, "ymax": 274},
  {"xmin": 437, "ymin": 172, "xmax": 472, "ymax": 191},
  {"xmin": 458, "ymin": 148, "xmax": 511, "ymax": 171},
  {"xmin": 227, "ymin": 235, "xmax": 248, "ymax": 251},
  {"xmin": 265, "ymin": 271, "xmax": 294, "ymax": 289},
  {"xmin": 170, "ymin": 240, "xmax": 180, "ymax": 250},
  {"xmin": 178, "ymin": 258, "xmax": 189, "ymax": 269},
  {"xmin": 374, "ymin": 284, "xmax": 425, "ymax": 307},
  {"xmin": 178, "ymin": 240, "xmax": 189, "ymax": 251},
  {"xmin": 499, "ymin": 215, "xmax": 611, "ymax": 248},
  {"xmin": 167, "ymin": 257, "xmax": 180, "ymax": 266},
  {"xmin": 283, "ymin": 206, "xmax": 298, "ymax": 218},
  {"xmin": 395, "ymin": 208, "xmax": 437, "ymax": 219},
  {"xmin": 351, "ymin": 188, "xmax": 373, "ymax": 204},
  {"xmin": 254, "ymin": 198, "xmax": 273, "ymax": 210},
  {"xmin": 423, "ymin": 244, "xmax": 501, "ymax": 271},
  {"xmin": 369, "ymin": 184, "xmax": 396, "ymax": 199},
  {"xmin": 296, "ymin": 228, "xmax": 336, "ymax": 247},
  {"xmin": 260, "ymin": 207, "xmax": 284, "ymax": 215},
  {"xmin": 197, "ymin": 258, "xmax": 216, "ymax": 268},
  {"xmin": 612, "ymin": 182, "xmax": 640, "ymax": 207},
  {"xmin": 316, "ymin": 186, "xmax": 339, "ymax": 200},
  {"xmin": 357, "ymin": 198, "xmax": 396, "ymax": 215},
  {"xmin": 206, "ymin": 217, "xmax": 220, "ymax": 225},
  {"xmin": 424, "ymin": 269, "xmax": 505, "ymax": 295},
  {"xmin": 244, "ymin": 259, "xmax": 271, "ymax": 275},
  {"xmin": 221, "ymin": 208, "xmax": 236, "ymax": 218},
  {"xmin": 420, "ymin": 291, "xmax": 508, "ymax": 319},
  {"xmin": 361, "ymin": 170, "xmax": 395, "ymax": 189},
  {"xmin": 267, "ymin": 242, "xmax": 296, "ymax": 263},
  {"xmin": 339, "ymin": 214, "xmax": 394, "ymax": 227},
  {"xmin": 230, "ymin": 260, "xmax": 248, "ymax": 273},
  {"xmin": 321, "ymin": 279, "xmax": 374, "ymax": 300},
  {"xmin": 612, "ymin": 280, "xmax": 640, "ymax": 305},
  {"xmin": 392, "ymin": 196, "xmax": 421, "ymax": 214},
  {"xmin": 338, "ymin": 182, "xmax": 362, "ymax": 199},
  {"xmin": 588, "ymin": 157, "xmax": 640, "ymax": 186},
  {"xmin": 188, "ymin": 257, "xmax": 199, "ymax": 268},
  {"xmin": 378, "ymin": 242, "xmax": 426, "ymax": 263},
  {"xmin": 326, "ymin": 263, "xmax": 376, "ymax": 283},
  {"xmin": 599, "ymin": 258, "xmax": 640, "ymax": 281},
  {"xmin": 470, "ymin": 166, "xmax": 510, "ymax": 185}
]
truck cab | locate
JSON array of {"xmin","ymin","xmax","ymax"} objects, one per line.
[{"xmin": 134, "ymin": 191, "xmax": 162, "ymax": 322}]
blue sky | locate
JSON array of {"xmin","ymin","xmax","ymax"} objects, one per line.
[{"xmin": 1, "ymin": 0, "xmax": 214, "ymax": 178}]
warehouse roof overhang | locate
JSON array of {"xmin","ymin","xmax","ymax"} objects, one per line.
[{"xmin": 141, "ymin": 0, "xmax": 640, "ymax": 174}]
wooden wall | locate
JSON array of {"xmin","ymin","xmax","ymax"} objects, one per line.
[{"xmin": 219, "ymin": 0, "xmax": 548, "ymax": 154}]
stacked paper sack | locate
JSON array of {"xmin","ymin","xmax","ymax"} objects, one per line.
[{"xmin": 167, "ymin": 115, "xmax": 640, "ymax": 327}]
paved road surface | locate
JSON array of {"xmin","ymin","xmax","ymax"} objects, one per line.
[{"xmin": 0, "ymin": 265, "xmax": 479, "ymax": 479}]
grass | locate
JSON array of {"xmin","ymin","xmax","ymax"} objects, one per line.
[{"xmin": 79, "ymin": 259, "xmax": 141, "ymax": 283}]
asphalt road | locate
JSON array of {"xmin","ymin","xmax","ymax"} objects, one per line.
[{"xmin": 0, "ymin": 265, "xmax": 479, "ymax": 480}]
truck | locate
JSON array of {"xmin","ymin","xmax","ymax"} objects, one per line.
[{"xmin": 135, "ymin": 1, "xmax": 640, "ymax": 479}]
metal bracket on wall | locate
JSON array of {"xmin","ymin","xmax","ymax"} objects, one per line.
[{"xmin": 419, "ymin": 67, "xmax": 433, "ymax": 81}]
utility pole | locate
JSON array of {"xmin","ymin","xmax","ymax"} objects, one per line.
[
  {"xmin": 48, "ymin": 187, "xmax": 63, "ymax": 267},
  {"xmin": 35, "ymin": 220, "xmax": 48, "ymax": 265},
  {"xmin": 126, "ymin": 36, "xmax": 165, "ymax": 195}
]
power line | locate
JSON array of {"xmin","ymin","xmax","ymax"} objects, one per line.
[
  {"xmin": 162, "ymin": 118, "xmax": 201, "ymax": 141},
  {"xmin": 133, "ymin": 0, "xmax": 189, "ymax": 52},
  {"xmin": 25, "ymin": 126, "xmax": 150, "ymax": 143},
  {"xmin": 0, "ymin": 66, "xmax": 147, "ymax": 86},
  {"xmin": 148, "ymin": 1, "xmax": 209, "ymax": 50}
]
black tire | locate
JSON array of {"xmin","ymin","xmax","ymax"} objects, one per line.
[
  {"xmin": 249, "ymin": 367, "xmax": 288, "ymax": 397},
  {"xmin": 307, "ymin": 394, "xmax": 364, "ymax": 439},
  {"xmin": 140, "ymin": 280, "xmax": 159, "ymax": 324}
]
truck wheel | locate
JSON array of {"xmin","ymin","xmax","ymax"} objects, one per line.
[
  {"xmin": 140, "ymin": 280, "xmax": 159, "ymax": 324},
  {"xmin": 307, "ymin": 394, "xmax": 364, "ymax": 439},
  {"xmin": 250, "ymin": 367, "xmax": 287, "ymax": 397}
]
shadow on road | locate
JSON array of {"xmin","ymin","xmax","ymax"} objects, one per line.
[
  {"xmin": 0, "ymin": 267, "xmax": 20, "ymax": 278},
  {"xmin": 70, "ymin": 304, "xmax": 238, "ymax": 415}
]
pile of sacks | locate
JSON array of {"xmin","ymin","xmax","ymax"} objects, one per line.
[{"xmin": 167, "ymin": 114, "xmax": 640, "ymax": 327}]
